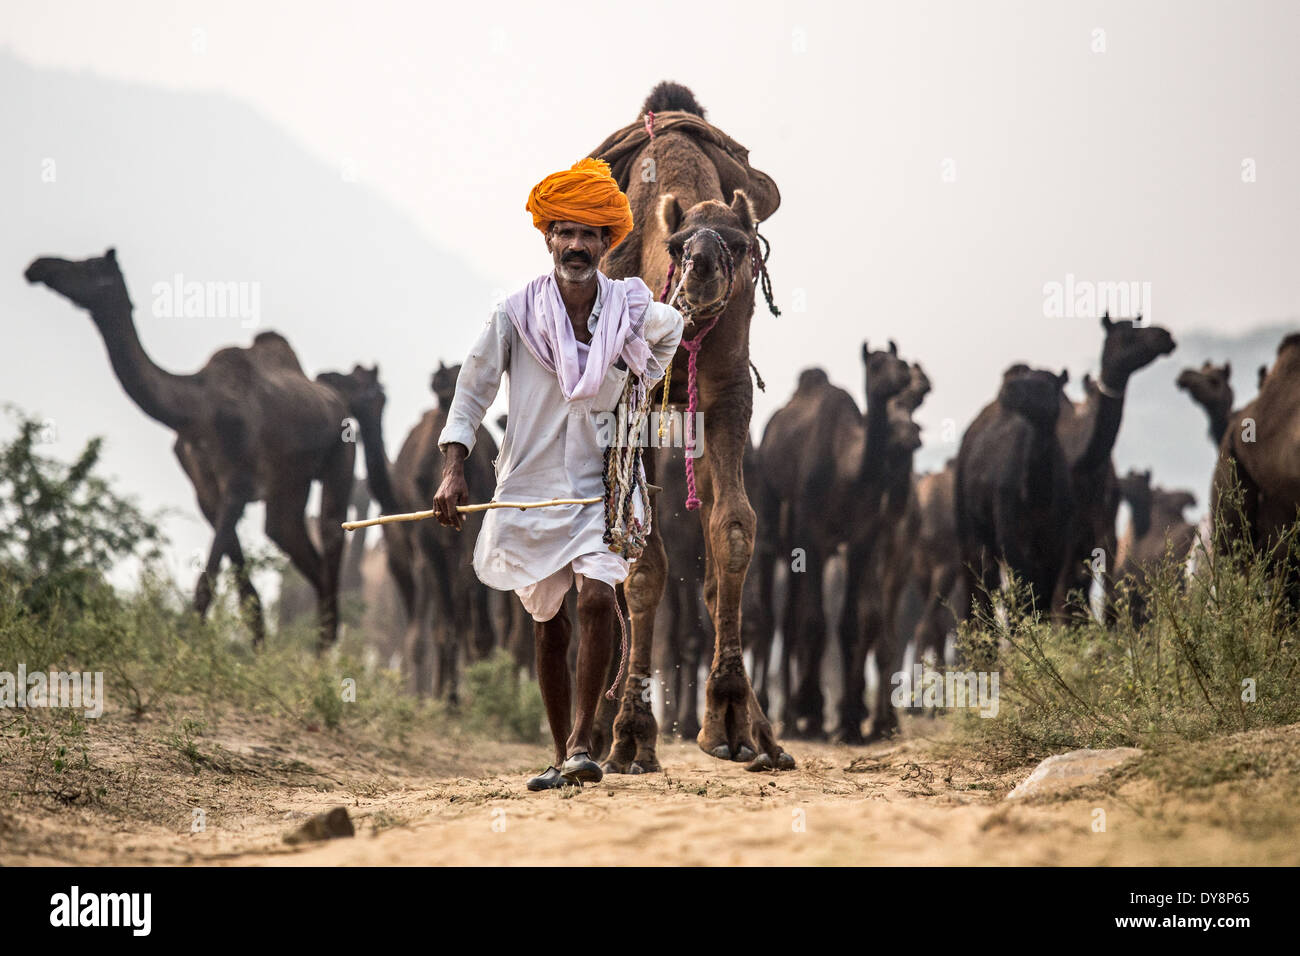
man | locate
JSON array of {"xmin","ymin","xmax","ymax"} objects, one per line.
[{"xmin": 433, "ymin": 158, "xmax": 684, "ymax": 790}]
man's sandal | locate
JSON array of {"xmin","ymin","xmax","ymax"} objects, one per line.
[
  {"xmin": 526, "ymin": 766, "xmax": 581, "ymax": 791},
  {"xmin": 560, "ymin": 752, "xmax": 603, "ymax": 784}
]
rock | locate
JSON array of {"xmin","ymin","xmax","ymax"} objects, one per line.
[
  {"xmin": 1006, "ymin": 747, "xmax": 1142, "ymax": 800},
  {"xmin": 283, "ymin": 806, "xmax": 355, "ymax": 845}
]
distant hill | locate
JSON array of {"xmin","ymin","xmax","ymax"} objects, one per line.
[{"xmin": 0, "ymin": 50, "xmax": 504, "ymax": 586}]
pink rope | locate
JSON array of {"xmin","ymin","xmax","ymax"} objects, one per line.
[
  {"xmin": 659, "ymin": 260, "xmax": 676, "ymax": 302},
  {"xmin": 605, "ymin": 595, "xmax": 629, "ymax": 700},
  {"xmin": 645, "ymin": 110, "xmax": 655, "ymax": 139},
  {"xmin": 680, "ymin": 315, "xmax": 720, "ymax": 510}
]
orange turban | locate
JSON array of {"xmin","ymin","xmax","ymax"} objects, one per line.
[{"xmin": 526, "ymin": 158, "xmax": 635, "ymax": 249}]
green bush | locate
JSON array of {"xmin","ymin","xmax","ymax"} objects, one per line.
[
  {"xmin": 953, "ymin": 481, "xmax": 1300, "ymax": 767},
  {"xmin": 462, "ymin": 650, "xmax": 544, "ymax": 743}
]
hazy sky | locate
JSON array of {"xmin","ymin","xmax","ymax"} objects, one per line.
[
  {"xmin": 2, "ymin": 0, "xmax": 1297, "ymax": 588},
  {"xmin": 6, "ymin": 1, "xmax": 1297, "ymax": 419}
]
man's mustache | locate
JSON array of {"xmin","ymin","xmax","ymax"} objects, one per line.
[{"xmin": 562, "ymin": 252, "xmax": 592, "ymax": 265}]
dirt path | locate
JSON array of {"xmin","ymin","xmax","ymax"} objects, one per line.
[{"xmin": 5, "ymin": 708, "xmax": 1297, "ymax": 866}]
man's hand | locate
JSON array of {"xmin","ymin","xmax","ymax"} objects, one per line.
[{"xmin": 434, "ymin": 443, "xmax": 470, "ymax": 530}]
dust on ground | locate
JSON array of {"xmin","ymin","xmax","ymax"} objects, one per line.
[{"xmin": 3, "ymin": 707, "xmax": 1297, "ymax": 866}]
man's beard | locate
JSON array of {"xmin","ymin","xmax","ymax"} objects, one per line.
[{"xmin": 557, "ymin": 257, "xmax": 597, "ymax": 282}]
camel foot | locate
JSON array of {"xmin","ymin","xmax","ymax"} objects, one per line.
[
  {"xmin": 677, "ymin": 717, "xmax": 702, "ymax": 742},
  {"xmin": 744, "ymin": 750, "xmax": 797, "ymax": 772},
  {"xmin": 602, "ymin": 757, "xmax": 631, "ymax": 775},
  {"xmin": 733, "ymin": 745, "xmax": 756, "ymax": 763},
  {"xmin": 709, "ymin": 744, "xmax": 731, "ymax": 761},
  {"xmin": 629, "ymin": 757, "xmax": 661, "ymax": 774},
  {"xmin": 864, "ymin": 720, "xmax": 900, "ymax": 744},
  {"xmin": 785, "ymin": 722, "xmax": 827, "ymax": 742},
  {"xmin": 833, "ymin": 724, "xmax": 866, "ymax": 746}
]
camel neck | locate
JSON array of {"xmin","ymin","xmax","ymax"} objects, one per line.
[
  {"xmin": 1128, "ymin": 498, "xmax": 1153, "ymax": 538},
  {"xmin": 859, "ymin": 390, "xmax": 895, "ymax": 487},
  {"xmin": 1206, "ymin": 406, "xmax": 1230, "ymax": 446},
  {"xmin": 1075, "ymin": 388, "xmax": 1125, "ymax": 474},
  {"xmin": 354, "ymin": 410, "xmax": 401, "ymax": 516},
  {"xmin": 90, "ymin": 303, "xmax": 198, "ymax": 432}
]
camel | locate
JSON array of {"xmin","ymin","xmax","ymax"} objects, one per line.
[
  {"xmin": 1211, "ymin": 333, "xmax": 1300, "ymax": 570},
  {"xmin": 1053, "ymin": 314, "xmax": 1176, "ymax": 620},
  {"xmin": 836, "ymin": 358, "xmax": 929, "ymax": 741},
  {"xmin": 909, "ymin": 460, "xmax": 960, "ymax": 666},
  {"xmin": 757, "ymin": 344, "xmax": 912, "ymax": 738},
  {"xmin": 1113, "ymin": 470, "xmax": 1197, "ymax": 624},
  {"xmin": 318, "ymin": 362, "xmax": 498, "ymax": 698},
  {"xmin": 1176, "ymin": 361, "xmax": 1234, "ymax": 446},
  {"xmin": 588, "ymin": 81, "xmax": 792, "ymax": 772},
  {"xmin": 26, "ymin": 248, "xmax": 353, "ymax": 648},
  {"xmin": 957, "ymin": 365, "xmax": 1073, "ymax": 619}
]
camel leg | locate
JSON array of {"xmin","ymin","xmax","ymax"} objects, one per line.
[
  {"xmin": 868, "ymin": 551, "xmax": 908, "ymax": 741},
  {"xmin": 176, "ymin": 442, "xmax": 265, "ymax": 644},
  {"xmin": 789, "ymin": 542, "xmax": 828, "ymax": 738},
  {"xmin": 317, "ymin": 442, "xmax": 354, "ymax": 650},
  {"xmin": 399, "ymin": 541, "xmax": 439, "ymax": 699},
  {"xmin": 384, "ymin": 526, "xmax": 416, "ymax": 622},
  {"xmin": 837, "ymin": 544, "xmax": 872, "ymax": 743},
  {"xmin": 677, "ymin": 583, "xmax": 706, "ymax": 741},
  {"xmin": 264, "ymin": 485, "xmax": 324, "ymax": 639},
  {"xmin": 744, "ymin": 556, "xmax": 774, "ymax": 715},
  {"xmin": 422, "ymin": 529, "xmax": 460, "ymax": 703},
  {"xmin": 225, "ymin": 531, "xmax": 266, "ymax": 647},
  {"xmin": 655, "ymin": 580, "xmax": 682, "ymax": 736},
  {"xmin": 695, "ymin": 406, "xmax": 791, "ymax": 770},
  {"xmin": 602, "ymin": 501, "xmax": 665, "ymax": 775},
  {"xmin": 194, "ymin": 489, "xmax": 251, "ymax": 621},
  {"xmin": 591, "ymin": 591, "xmax": 623, "ymax": 760}
]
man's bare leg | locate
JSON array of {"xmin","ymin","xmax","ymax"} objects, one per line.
[
  {"xmin": 535, "ymin": 609, "xmax": 573, "ymax": 768},
  {"xmin": 567, "ymin": 579, "xmax": 616, "ymax": 761}
]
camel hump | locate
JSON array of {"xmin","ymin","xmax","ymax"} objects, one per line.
[
  {"xmin": 1277, "ymin": 332, "xmax": 1300, "ymax": 357},
  {"xmin": 796, "ymin": 368, "xmax": 830, "ymax": 392},
  {"xmin": 249, "ymin": 330, "xmax": 306, "ymax": 374},
  {"xmin": 641, "ymin": 81, "xmax": 705, "ymax": 119}
]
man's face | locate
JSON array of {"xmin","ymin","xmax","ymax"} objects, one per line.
[{"xmin": 546, "ymin": 221, "xmax": 610, "ymax": 283}]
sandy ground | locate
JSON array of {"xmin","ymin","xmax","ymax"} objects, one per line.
[{"xmin": 4, "ymin": 707, "xmax": 1298, "ymax": 866}]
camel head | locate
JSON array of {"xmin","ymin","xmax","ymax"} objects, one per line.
[
  {"xmin": 430, "ymin": 361, "xmax": 461, "ymax": 410},
  {"xmin": 660, "ymin": 190, "xmax": 755, "ymax": 320},
  {"xmin": 1117, "ymin": 468, "xmax": 1153, "ymax": 508},
  {"xmin": 1175, "ymin": 361, "xmax": 1233, "ymax": 420},
  {"xmin": 317, "ymin": 364, "xmax": 386, "ymax": 424},
  {"xmin": 860, "ymin": 339, "xmax": 912, "ymax": 404},
  {"xmin": 893, "ymin": 361, "xmax": 932, "ymax": 414},
  {"xmin": 997, "ymin": 365, "xmax": 1068, "ymax": 430},
  {"xmin": 887, "ymin": 402, "xmax": 922, "ymax": 454},
  {"xmin": 1098, "ymin": 313, "xmax": 1176, "ymax": 388},
  {"xmin": 25, "ymin": 247, "xmax": 131, "ymax": 314},
  {"xmin": 1153, "ymin": 486, "xmax": 1197, "ymax": 518}
]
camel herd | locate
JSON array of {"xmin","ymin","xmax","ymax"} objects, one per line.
[{"xmin": 22, "ymin": 81, "xmax": 1300, "ymax": 767}]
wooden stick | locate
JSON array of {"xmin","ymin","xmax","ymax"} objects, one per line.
[{"xmin": 341, "ymin": 496, "xmax": 604, "ymax": 531}]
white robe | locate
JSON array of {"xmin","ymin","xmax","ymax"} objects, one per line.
[{"xmin": 438, "ymin": 276, "xmax": 684, "ymax": 591}]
